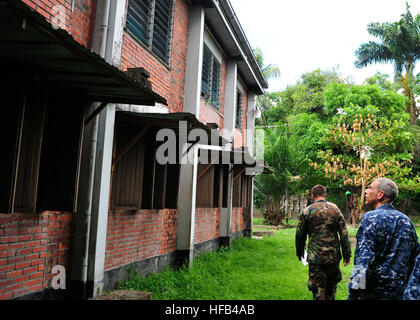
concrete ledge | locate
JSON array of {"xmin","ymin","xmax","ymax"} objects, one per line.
[
  {"xmin": 96, "ymin": 290, "xmax": 153, "ymax": 300},
  {"xmin": 252, "ymin": 230, "xmax": 274, "ymax": 237}
]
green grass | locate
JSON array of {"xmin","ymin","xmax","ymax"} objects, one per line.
[
  {"xmin": 118, "ymin": 217, "xmax": 420, "ymax": 300},
  {"xmin": 119, "ymin": 227, "xmax": 355, "ymax": 300}
]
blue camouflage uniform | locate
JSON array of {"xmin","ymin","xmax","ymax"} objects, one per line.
[
  {"xmin": 348, "ymin": 204, "xmax": 419, "ymax": 300},
  {"xmin": 403, "ymin": 252, "xmax": 420, "ymax": 300}
]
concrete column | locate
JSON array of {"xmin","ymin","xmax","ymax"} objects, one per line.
[
  {"xmin": 175, "ymin": 128, "xmax": 198, "ymax": 268},
  {"xmin": 223, "ymin": 60, "xmax": 237, "ymax": 143},
  {"xmin": 87, "ymin": 104, "xmax": 115, "ymax": 298},
  {"xmin": 219, "ymin": 60, "xmax": 237, "ymax": 246},
  {"xmin": 91, "ymin": 0, "xmax": 125, "ymax": 67},
  {"xmin": 183, "ymin": 6, "xmax": 205, "ymax": 117},
  {"xmin": 70, "ymin": 0, "xmax": 121, "ymax": 299},
  {"xmin": 246, "ymin": 92, "xmax": 257, "ymax": 237},
  {"xmin": 220, "ymin": 163, "xmax": 233, "ymax": 247},
  {"xmin": 246, "ymin": 91, "xmax": 257, "ymax": 155}
]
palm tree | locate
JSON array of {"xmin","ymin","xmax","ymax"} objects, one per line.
[
  {"xmin": 253, "ymin": 47, "xmax": 281, "ymax": 125},
  {"xmin": 354, "ymin": 2, "xmax": 420, "ymax": 123}
]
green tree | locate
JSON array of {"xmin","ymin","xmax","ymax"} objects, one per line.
[
  {"xmin": 264, "ymin": 68, "xmax": 345, "ymax": 123},
  {"xmin": 364, "ymin": 72, "xmax": 397, "ymax": 91},
  {"xmin": 354, "ymin": 3, "xmax": 420, "ymax": 123},
  {"xmin": 255, "ymin": 113, "xmax": 330, "ymax": 224},
  {"xmin": 312, "ymin": 105, "xmax": 416, "ymax": 223},
  {"xmin": 323, "ymin": 82, "xmax": 409, "ymax": 122}
]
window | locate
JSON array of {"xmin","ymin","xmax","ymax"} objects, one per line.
[
  {"xmin": 126, "ymin": 0, "xmax": 174, "ymax": 63},
  {"xmin": 201, "ymin": 45, "xmax": 221, "ymax": 109},
  {"xmin": 0, "ymin": 72, "xmax": 84, "ymax": 213},
  {"xmin": 235, "ymin": 90, "xmax": 243, "ymax": 129},
  {"xmin": 110, "ymin": 120, "xmax": 180, "ymax": 211}
]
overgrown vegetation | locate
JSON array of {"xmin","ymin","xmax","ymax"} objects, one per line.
[
  {"xmin": 118, "ymin": 228, "xmax": 354, "ymax": 300},
  {"xmin": 118, "ymin": 219, "xmax": 419, "ymax": 300}
]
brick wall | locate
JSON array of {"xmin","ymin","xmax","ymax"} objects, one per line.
[
  {"xmin": 105, "ymin": 209, "xmax": 178, "ymax": 271},
  {"xmin": 194, "ymin": 208, "xmax": 220, "ymax": 245},
  {"xmin": 21, "ymin": 0, "xmax": 97, "ymax": 49},
  {"xmin": 0, "ymin": 212, "xmax": 72, "ymax": 300},
  {"xmin": 231, "ymin": 207, "xmax": 244, "ymax": 234},
  {"xmin": 120, "ymin": 0, "xmax": 189, "ymax": 113},
  {"xmin": 199, "ymin": 98, "xmax": 224, "ymax": 130}
]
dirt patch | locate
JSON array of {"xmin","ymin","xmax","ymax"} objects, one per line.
[
  {"xmin": 96, "ymin": 290, "xmax": 153, "ymax": 300},
  {"xmin": 349, "ymin": 237, "xmax": 357, "ymax": 249},
  {"xmin": 253, "ymin": 224, "xmax": 296, "ymax": 230}
]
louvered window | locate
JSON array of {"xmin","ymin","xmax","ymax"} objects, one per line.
[
  {"xmin": 201, "ymin": 45, "xmax": 220, "ymax": 109},
  {"xmin": 235, "ymin": 90, "xmax": 243, "ymax": 129},
  {"xmin": 126, "ymin": 0, "xmax": 174, "ymax": 64}
]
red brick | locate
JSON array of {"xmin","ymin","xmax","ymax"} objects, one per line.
[
  {"xmin": 15, "ymin": 261, "xmax": 31, "ymax": 270},
  {"xmin": 0, "ymin": 236, "xmax": 17, "ymax": 243},
  {"xmin": 8, "ymin": 256, "xmax": 24, "ymax": 264},
  {"xmin": 23, "ymin": 266, "xmax": 37, "ymax": 275},
  {"xmin": 6, "ymin": 270, "xmax": 22, "ymax": 279},
  {"xmin": 13, "ymin": 274, "xmax": 29, "ymax": 284},
  {"xmin": 0, "ymin": 265, "xmax": 14, "ymax": 273},
  {"xmin": 28, "ymin": 284, "xmax": 43, "ymax": 292},
  {"xmin": 17, "ymin": 235, "xmax": 32, "ymax": 242},
  {"xmin": 22, "ymin": 278, "xmax": 42, "ymax": 288},
  {"xmin": 24, "ymin": 253, "xmax": 39, "ymax": 261},
  {"xmin": 32, "ymin": 246, "xmax": 47, "ymax": 253},
  {"xmin": 0, "ymin": 292, "xmax": 12, "ymax": 300},
  {"xmin": 0, "ymin": 279, "xmax": 13, "ymax": 287},
  {"xmin": 8, "ymin": 243, "xmax": 25, "ymax": 250},
  {"xmin": 6, "ymin": 283, "xmax": 22, "ymax": 292},
  {"xmin": 25, "ymin": 241, "xmax": 40, "ymax": 248},
  {"xmin": 29, "ymin": 272, "xmax": 43, "ymax": 280},
  {"xmin": 17, "ymin": 248, "xmax": 32, "ymax": 255},
  {"xmin": 0, "ymin": 251, "xmax": 14, "ymax": 258},
  {"xmin": 31, "ymin": 259, "xmax": 44, "ymax": 266},
  {"xmin": 33, "ymin": 234, "xmax": 47, "ymax": 240}
]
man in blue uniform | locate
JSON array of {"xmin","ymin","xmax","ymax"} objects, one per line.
[
  {"xmin": 403, "ymin": 252, "xmax": 420, "ymax": 300},
  {"xmin": 348, "ymin": 178, "xmax": 419, "ymax": 300}
]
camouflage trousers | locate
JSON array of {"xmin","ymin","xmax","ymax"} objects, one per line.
[{"xmin": 308, "ymin": 263, "xmax": 342, "ymax": 300}]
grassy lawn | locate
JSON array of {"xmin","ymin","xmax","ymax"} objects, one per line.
[{"xmin": 117, "ymin": 217, "xmax": 420, "ymax": 300}]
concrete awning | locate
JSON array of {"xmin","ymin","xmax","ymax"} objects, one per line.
[{"xmin": 0, "ymin": 0, "xmax": 167, "ymax": 106}]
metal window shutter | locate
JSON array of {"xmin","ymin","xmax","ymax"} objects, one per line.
[
  {"xmin": 210, "ymin": 58, "xmax": 220, "ymax": 108},
  {"xmin": 126, "ymin": 0, "xmax": 152, "ymax": 46},
  {"xmin": 201, "ymin": 46, "xmax": 212, "ymax": 99},
  {"xmin": 152, "ymin": 0, "xmax": 173, "ymax": 62}
]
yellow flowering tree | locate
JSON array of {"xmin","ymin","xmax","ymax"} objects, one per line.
[{"xmin": 311, "ymin": 110, "xmax": 414, "ymax": 223}]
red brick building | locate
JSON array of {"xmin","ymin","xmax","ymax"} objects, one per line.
[{"xmin": 0, "ymin": 0, "xmax": 267, "ymax": 300}]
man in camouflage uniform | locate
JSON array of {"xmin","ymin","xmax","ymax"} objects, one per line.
[
  {"xmin": 348, "ymin": 178, "xmax": 419, "ymax": 300},
  {"xmin": 403, "ymin": 251, "xmax": 420, "ymax": 300},
  {"xmin": 296, "ymin": 185, "xmax": 352, "ymax": 300}
]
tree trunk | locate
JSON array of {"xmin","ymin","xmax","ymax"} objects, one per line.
[{"xmin": 403, "ymin": 64, "xmax": 418, "ymax": 124}]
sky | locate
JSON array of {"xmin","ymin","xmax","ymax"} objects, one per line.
[{"xmin": 229, "ymin": 0, "xmax": 420, "ymax": 92}]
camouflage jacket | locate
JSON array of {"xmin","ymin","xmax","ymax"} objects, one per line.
[
  {"xmin": 348, "ymin": 204, "xmax": 419, "ymax": 300},
  {"xmin": 295, "ymin": 200, "xmax": 352, "ymax": 264},
  {"xmin": 403, "ymin": 252, "xmax": 420, "ymax": 300}
]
